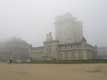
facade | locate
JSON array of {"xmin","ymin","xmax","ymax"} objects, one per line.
[
  {"xmin": 32, "ymin": 13, "xmax": 97, "ymax": 61},
  {"xmin": 97, "ymin": 47, "xmax": 107, "ymax": 59},
  {"xmin": 43, "ymin": 35, "xmax": 97, "ymax": 60},
  {"xmin": 32, "ymin": 47, "xmax": 45, "ymax": 61}
]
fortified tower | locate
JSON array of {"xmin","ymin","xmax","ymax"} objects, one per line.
[{"xmin": 55, "ymin": 13, "xmax": 83, "ymax": 44}]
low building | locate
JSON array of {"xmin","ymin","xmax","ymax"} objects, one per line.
[{"xmin": 0, "ymin": 38, "xmax": 32, "ymax": 62}]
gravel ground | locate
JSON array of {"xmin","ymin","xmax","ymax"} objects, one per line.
[{"xmin": 0, "ymin": 64, "xmax": 107, "ymax": 80}]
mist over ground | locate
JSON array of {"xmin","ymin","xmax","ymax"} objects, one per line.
[{"xmin": 0, "ymin": 0, "xmax": 106, "ymax": 47}]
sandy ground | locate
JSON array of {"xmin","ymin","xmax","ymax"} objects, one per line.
[{"xmin": 0, "ymin": 64, "xmax": 107, "ymax": 80}]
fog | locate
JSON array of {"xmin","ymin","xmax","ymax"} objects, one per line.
[{"xmin": 0, "ymin": 0, "xmax": 106, "ymax": 47}]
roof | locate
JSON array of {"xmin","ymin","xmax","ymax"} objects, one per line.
[
  {"xmin": 32, "ymin": 47, "xmax": 44, "ymax": 50},
  {"xmin": 5, "ymin": 37, "xmax": 31, "ymax": 48}
]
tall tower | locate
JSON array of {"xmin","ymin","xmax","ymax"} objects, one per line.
[{"xmin": 55, "ymin": 13, "xmax": 83, "ymax": 44}]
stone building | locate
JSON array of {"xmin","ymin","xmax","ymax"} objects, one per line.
[
  {"xmin": 44, "ymin": 36, "xmax": 97, "ymax": 60},
  {"xmin": 32, "ymin": 13, "xmax": 97, "ymax": 61}
]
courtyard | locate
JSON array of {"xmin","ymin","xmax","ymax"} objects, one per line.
[{"xmin": 0, "ymin": 64, "xmax": 107, "ymax": 80}]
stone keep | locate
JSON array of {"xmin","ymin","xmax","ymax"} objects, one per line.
[{"xmin": 55, "ymin": 13, "xmax": 83, "ymax": 44}]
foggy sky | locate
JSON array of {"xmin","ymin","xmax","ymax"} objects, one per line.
[{"xmin": 0, "ymin": 0, "xmax": 106, "ymax": 47}]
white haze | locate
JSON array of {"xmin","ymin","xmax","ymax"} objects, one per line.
[{"xmin": 0, "ymin": 0, "xmax": 106, "ymax": 47}]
